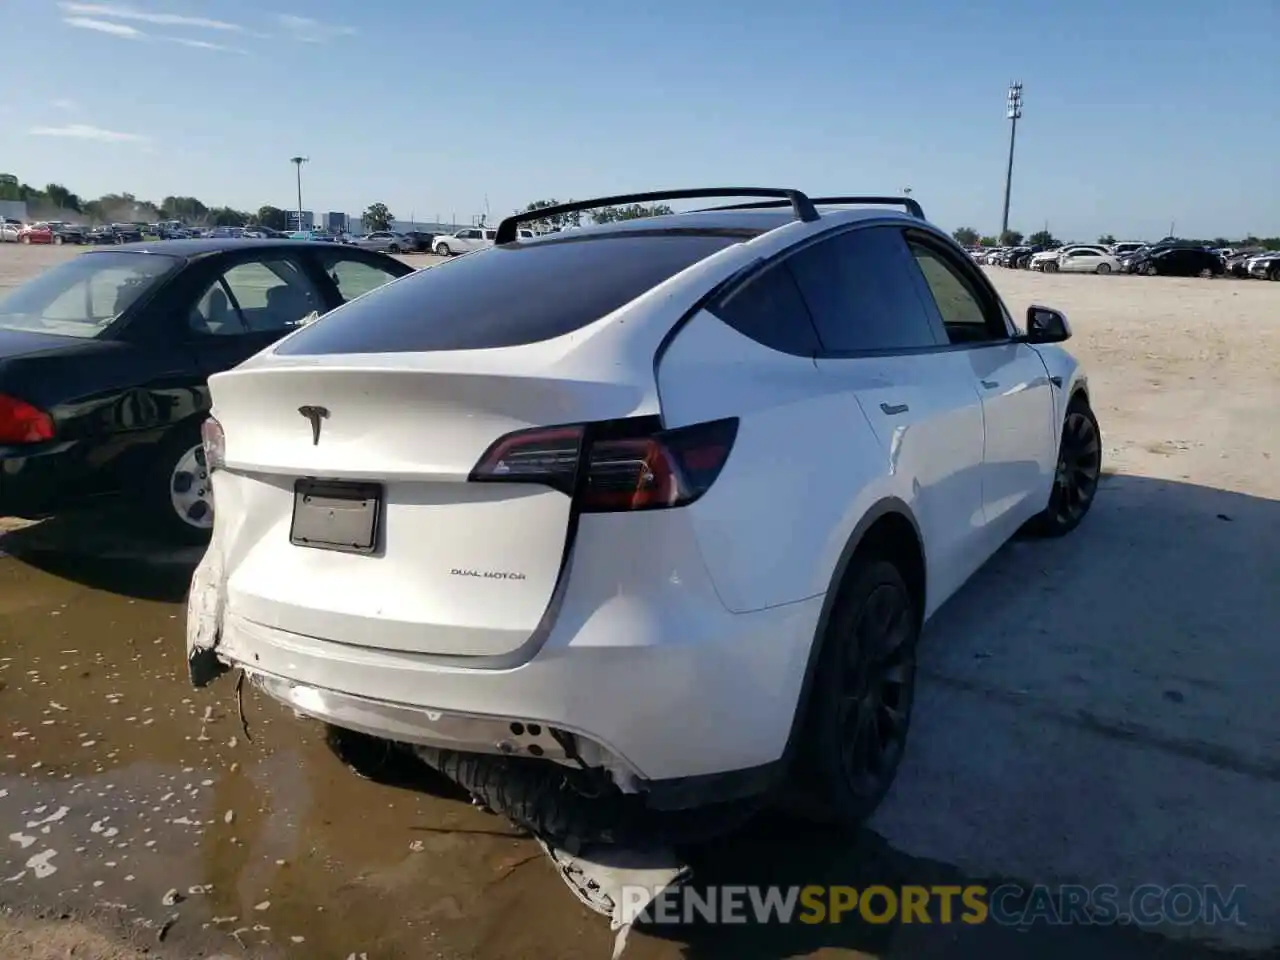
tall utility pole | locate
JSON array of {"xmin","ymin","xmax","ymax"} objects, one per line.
[
  {"xmin": 1000, "ymin": 82, "xmax": 1023, "ymax": 240},
  {"xmin": 290, "ymin": 156, "xmax": 308, "ymax": 231}
]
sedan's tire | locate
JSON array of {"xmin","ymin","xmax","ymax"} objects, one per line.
[
  {"xmin": 436, "ymin": 242, "xmax": 452, "ymax": 256},
  {"xmin": 1027, "ymin": 396, "xmax": 1102, "ymax": 538},
  {"xmin": 1144, "ymin": 264, "xmax": 1159, "ymax": 276},
  {"xmin": 1269, "ymin": 265, "xmax": 1280, "ymax": 282},
  {"xmin": 144, "ymin": 422, "xmax": 214, "ymax": 546},
  {"xmin": 387, "ymin": 244, "xmax": 401, "ymax": 254},
  {"xmin": 793, "ymin": 556, "xmax": 919, "ymax": 832},
  {"xmin": 1096, "ymin": 263, "xmax": 1111, "ymax": 275},
  {"xmin": 53, "ymin": 234, "xmax": 64, "ymax": 246},
  {"xmin": 20, "ymin": 235, "xmax": 30, "ymax": 244},
  {"xmin": 1198, "ymin": 268, "xmax": 1214, "ymax": 279},
  {"xmin": 1044, "ymin": 261, "xmax": 1059, "ymax": 273}
]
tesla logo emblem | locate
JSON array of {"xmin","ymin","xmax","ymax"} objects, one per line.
[{"xmin": 298, "ymin": 405, "xmax": 329, "ymax": 445}]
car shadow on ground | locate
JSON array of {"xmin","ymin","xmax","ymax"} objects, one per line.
[{"xmin": 0, "ymin": 507, "xmax": 202, "ymax": 603}]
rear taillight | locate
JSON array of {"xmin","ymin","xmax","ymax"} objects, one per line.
[
  {"xmin": 470, "ymin": 417, "xmax": 738, "ymax": 512},
  {"xmin": 201, "ymin": 416, "xmax": 225, "ymax": 471},
  {"xmin": 0, "ymin": 394, "xmax": 55, "ymax": 445}
]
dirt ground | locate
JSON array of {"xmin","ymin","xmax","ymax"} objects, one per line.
[{"xmin": 1, "ymin": 242, "xmax": 1278, "ymax": 959}]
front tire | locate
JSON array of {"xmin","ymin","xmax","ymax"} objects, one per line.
[
  {"xmin": 54, "ymin": 234, "xmax": 64, "ymax": 246},
  {"xmin": 144, "ymin": 424, "xmax": 214, "ymax": 545},
  {"xmin": 436, "ymin": 242, "xmax": 452, "ymax": 256},
  {"xmin": 1028, "ymin": 397, "xmax": 1102, "ymax": 537},
  {"xmin": 1144, "ymin": 263, "xmax": 1158, "ymax": 276},
  {"xmin": 1096, "ymin": 263, "xmax": 1111, "ymax": 275},
  {"xmin": 387, "ymin": 244, "xmax": 401, "ymax": 254},
  {"xmin": 798, "ymin": 557, "xmax": 919, "ymax": 831}
]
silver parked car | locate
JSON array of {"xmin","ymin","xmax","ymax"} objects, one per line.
[{"xmin": 351, "ymin": 231, "xmax": 414, "ymax": 254}]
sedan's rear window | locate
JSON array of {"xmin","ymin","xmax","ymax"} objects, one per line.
[
  {"xmin": 0, "ymin": 252, "xmax": 179, "ymax": 338},
  {"xmin": 274, "ymin": 232, "xmax": 744, "ymax": 354}
]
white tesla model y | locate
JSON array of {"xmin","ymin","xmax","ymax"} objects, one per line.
[{"xmin": 187, "ymin": 189, "xmax": 1100, "ymax": 841}]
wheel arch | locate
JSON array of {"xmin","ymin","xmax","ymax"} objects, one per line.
[{"xmin": 778, "ymin": 497, "xmax": 927, "ymax": 762}]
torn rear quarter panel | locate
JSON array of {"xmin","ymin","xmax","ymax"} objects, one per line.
[{"xmin": 186, "ymin": 545, "xmax": 230, "ymax": 687}]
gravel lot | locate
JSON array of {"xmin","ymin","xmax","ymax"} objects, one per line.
[{"xmin": 1, "ymin": 242, "xmax": 1278, "ymax": 959}]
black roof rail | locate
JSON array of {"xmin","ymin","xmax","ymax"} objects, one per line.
[
  {"xmin": 494, "ymin": 188, "xmax": 820, "ymax": 244},
  {"xmin": 697, "ymin": 195, "xmax": 925, "ymax": 220}
]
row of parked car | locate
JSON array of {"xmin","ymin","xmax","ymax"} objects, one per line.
[
  {"xmin": 0, "ymin": 219, "xmax": 144, "ymax": 245},
  {"xmin": 972, "ymin": 238, "xmax": 1280, "ymax": 280}
]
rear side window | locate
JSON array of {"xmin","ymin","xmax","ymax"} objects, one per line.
[
  {"xmin": 787, "ymin": 226, "xmax": 939, "ymax": 353},
  {"xmin": 710, "ymin": 263, "xmax": 821, "ymax": 356},
  {"xmin": 275, "ymin": 233, "xmax": 740, "ymax": 354}
]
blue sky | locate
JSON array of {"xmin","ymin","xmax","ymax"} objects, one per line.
[{"xmin": 3, "ymin": 0, "xmax": 1276, "ymax": 239}]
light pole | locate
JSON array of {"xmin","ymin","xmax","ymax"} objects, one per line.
[
  {"xmin": 290, "ymin": 156, "xmax": 308, "ymax": 231},
  {"xmin": 1000, "ymin": 82, "xmax": 1022, "ymax": 241}
]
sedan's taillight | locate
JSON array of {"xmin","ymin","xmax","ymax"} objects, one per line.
[
  {"xmin": 201, "ymin": 415, "xmax": 225, "ymax": 471},
  {"xmin": 0, "ymin": 394, "xmax": 55, "ymax": 444},
  {"xmin": 470, "ymin": 416, "xmax": 738, "ymax": 512}
]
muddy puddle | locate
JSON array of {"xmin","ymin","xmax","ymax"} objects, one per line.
[{"xmin": 0, "ymin": 517, "xmax": 1246, "ymax": 960}]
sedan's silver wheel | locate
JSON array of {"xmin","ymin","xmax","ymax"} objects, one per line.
[
  {"xmin": 1198, "ymin": 268, "xmax": 1213, "ymax": 279},
  {"xmin": 169, "ymin": 443, "xmax": 214, "ymax": 530},
  {"xmin": 1096, "ymin": 263, "xmax": 1111, "ymax": 274}
]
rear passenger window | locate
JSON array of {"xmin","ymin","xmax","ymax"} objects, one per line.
[
  {"xmin": 906, "ymin": 241, "xmax": 1004, "ymax": 344},
  {"xmin": 787, "ymin": 227, "xmax": 938, "ymax": 353},
  {"xmin": 710, "ymin": 263, "xmax": 821, "ymax": 356},
  {"xmin": 275, "ymin": 233, "xmax": 742, "ymax": 354}
]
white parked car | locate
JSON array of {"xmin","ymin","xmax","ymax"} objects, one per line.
[
  {"xmin": 1109, "ymin": 241, "xmax": 1145, "ymax": 258},
  {"xmin": 187, "ymin": 190, "xmax": 1099, "ymax": 842},
  {"xmin": 1056, "ymin": 248, "xmax": 1122, "ymax": 274},
  {"xmin": 0, "ymin": 221, "xmax": 22, "ymax": 243},
  {"xmin": 432, "ymin": 227, "xmax": 496, "ymax": 255},
  {"xmin": 1030, "ymin": 244, "xmax": 1109, "ymax": 272},
  {"xmin": 432, "ymin": 227, "xmax": 535, "ymax": 255}
]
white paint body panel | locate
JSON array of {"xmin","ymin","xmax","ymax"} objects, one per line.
[{"xmin": 187, "ymin": 208, "xmax": 1090, "ymax": 784}]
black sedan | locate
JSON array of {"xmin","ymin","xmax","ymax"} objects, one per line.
[
  {"xmin": 0, "ymin": 239, "xmax": 415, "ymax": 542},
  {"xmin": 1124, "ymin": 246, "xmax": 1224, "ymax": 278}
]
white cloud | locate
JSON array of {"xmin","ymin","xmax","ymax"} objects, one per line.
[
  {"xmin": 59, "ymin": 2, "xmax": 243, "ymax": 31},
  {"xmin": 164, "ymin": 36, "xmax": 246, "ymax": 53},
  {"xmin": 274, "ymin": 13, "xmax": 355, "ymax": 43},
  {"xmin": 29, "ymin": 124, "xmax": 149, "ymax": 144},
  {"xmin": 52, "ymin": 98, "xmax": 79, "ymax": 111},
  {"xmin": 63, "ymin": 16, "xmax": 144, "ymax": 38}
]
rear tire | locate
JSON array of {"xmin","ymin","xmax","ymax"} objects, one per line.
[
  {"xmin": 54, "ymin": 234, "xmax": 64, "ymax": 246},
  {"xmin": 387, "ymin": 244, "xmax": 401, "ymax": 254},
  {"xmin": 1096, "ymin": 263, "xmax": 1111, "ymax": 275},
  {"xmin": 1198, "ymin": 268, "xmax": 1213, "ymax": 279},
  {"xmin": 794, "ymin": 557, "xmax": 919, "ymax": 832},
  {"xmin": 436, "ymin": 242, "xmax": 451, "ymax": 256},
  {"xmin": 416, "ymin": 747, "xmax": 764, "ymax": 847},
  {"xmin": 1028, "ymin": 397, "xmax": 1102, "ymax": 538},
  {"xmin": 143, "ymin": 422, "xmax": 214, "ymax": 546}
]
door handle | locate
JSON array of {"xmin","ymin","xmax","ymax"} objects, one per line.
[
  {"xmin": 981, "ymin": 380, "xmax": 1000, "ymax": 390},
  {"xmin": 879, "ymin": 402, "xmax": 909, "ymax": 415}
]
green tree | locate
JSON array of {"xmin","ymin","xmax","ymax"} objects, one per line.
[
  {"xmin": 952, "ymin": 227, "xmax": 980, "ymax": 247},
  {"xmin": 1028, "ymin": 229, "xmax": 1057, "ymax": 248},
  {"xmin": 999, "ymin": 229, "xmax": 1024, "ymax": 246},
  {"xmin": 44, "ymin": 184, "xmax": 82, "ymax": 213},
  {"xmin": 1097, "ymin": 234, "xmax": 1116, "ymax": 246},
  {"xmin": 255, "ymin": 205, "xmax": 289, "ymax": 231},
  {"xmin": 519, "ymin": 199, "xmax": 582, "ymax": 231},
  {"xmin": 591, "ymin": 203, "xmax": 675, "ymax": 224},
  {"xmin": 979, "ymin": 235, "xmax": 998, "ymax": 247},
  {"xmin": 208, "ymin": 207, "xmax": 248, "ymax": 227},
  {"xmin": 363, "ymin": 202, "xmax": 394, "ymax": 231},
  {"xmin": 160, "ymin": 196, "xmax": 208, "ymax": 222}
]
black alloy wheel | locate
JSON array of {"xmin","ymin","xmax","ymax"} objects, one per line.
[{"xmin": 1034, "ymin": 401, "xmax": 1102, "ymax": 536}]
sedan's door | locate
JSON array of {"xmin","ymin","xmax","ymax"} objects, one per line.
[
  {"xmin": 182, "ymin": 250, "xmax": 328, "ymax": 378},
  {"xmin": 904, "ymin": 234, "xmax": 1058, "ymax": 548},
  {"xmin": 793, "ymin": 225, "xmax": 990, "ymax": 609}
]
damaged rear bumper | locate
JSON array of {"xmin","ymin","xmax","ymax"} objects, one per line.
[{"xmin": 186, "ymin": 545, "xmax": 821, "ymax": 811}]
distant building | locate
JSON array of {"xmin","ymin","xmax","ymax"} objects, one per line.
[
  {"xmin": 0, "ymin": 199, "xmax": 29, "ymax": 222},
  {"xmin": 324, "ymin": 211, "xmax": 348, "ymax": 234},
  {"xmin": 285, "ymin": 210, "xmax": 315, "ymax": 231}
]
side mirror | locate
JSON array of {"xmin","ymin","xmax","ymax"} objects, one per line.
[{"xmin": 1022, "ymin": 305, "xmax": 1071, "ymax": 344}]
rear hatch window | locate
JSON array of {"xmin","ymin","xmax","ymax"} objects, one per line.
[{"xmin": 274, "ymin": 232, "xmax": 745, "ymax": 354}]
